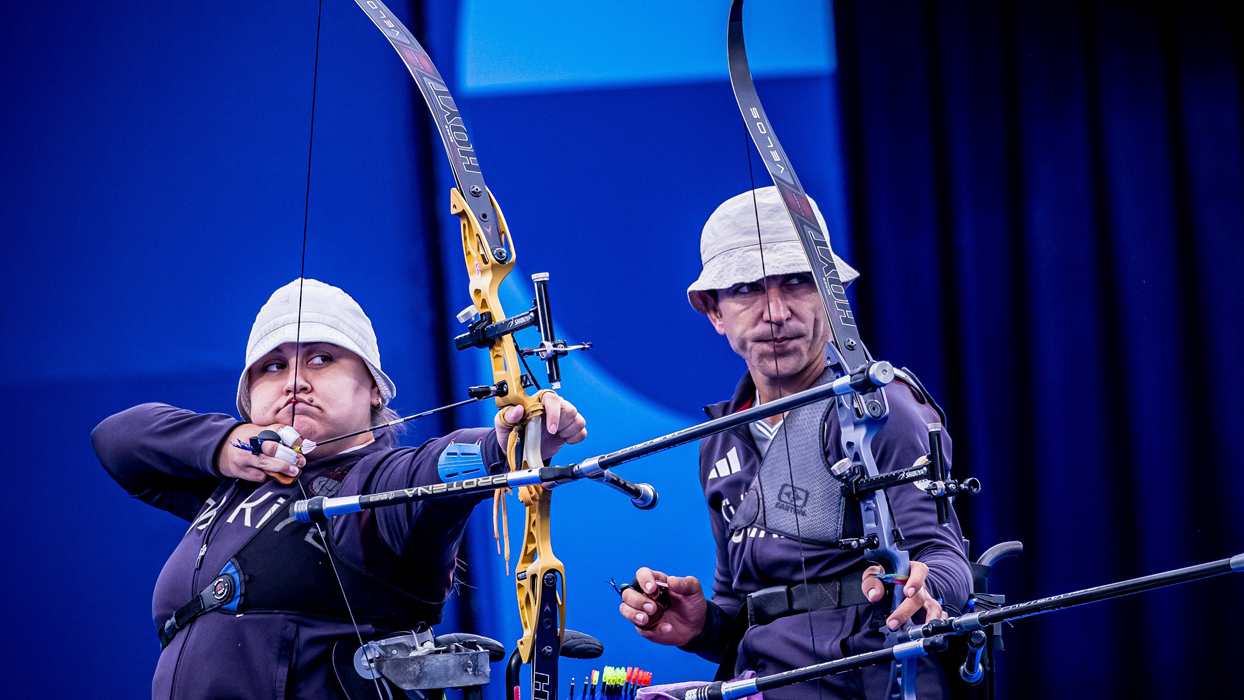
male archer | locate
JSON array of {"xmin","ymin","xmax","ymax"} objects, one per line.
[{"xmin": 618, "ymin": 187, "xmax": 972, "ymax": 699}]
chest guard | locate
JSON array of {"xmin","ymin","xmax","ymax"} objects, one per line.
[
  {"xmin": 159, "ymin": 477, "xmax": 443, "ymax": 648},
  {"xmin": 728, "ymin": 368, "xmax": 849, "ymax": 546}
]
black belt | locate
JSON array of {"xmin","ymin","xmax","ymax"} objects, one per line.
[
  {"xmin": 745, "ymin": 570, "xmax": 870, "ymax": 626},
  {"xmin": 715, "ymin": 570, "xmax": 872, "ymax": 681}
]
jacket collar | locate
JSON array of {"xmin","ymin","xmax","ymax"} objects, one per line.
[
  {"xmin": 703, "ymin": 372, "xmax": 759, "ymax": 421},
  {"xmin": 303, "ymin": 430, "xmax": 397, "ymax": 495}
]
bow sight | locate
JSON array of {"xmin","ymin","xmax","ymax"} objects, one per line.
[{"xmin": 454, "ymin": 272, "xmax": 591, "ymax": 391}]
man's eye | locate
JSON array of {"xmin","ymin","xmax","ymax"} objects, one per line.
[
  {"xmin": 733, "ymin": 282, "xmax": 761, "ymax": 295},
  {"xmin": 786, "ymin": 274, "xmax": 814, "ymax": 287}
]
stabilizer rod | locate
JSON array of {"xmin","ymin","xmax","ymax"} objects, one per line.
[
  {"xmin": 573, "ymin": 361, "xmax": 894, "ymax": 477},
  {"xmin": 687, "ymin": 553, "xmax": 1243, "ymax": 700},
  {"xmin": 292, "ymin": 361, "xmax": 892, "ymax": 523},
  {"xmin": 293, "ymin": 464, "xmax": 657, "ymax": 524}
]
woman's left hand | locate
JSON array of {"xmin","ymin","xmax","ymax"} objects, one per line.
[{"xmin": 493, "ymin": 392, "xmax": 587, "ymax": 461}]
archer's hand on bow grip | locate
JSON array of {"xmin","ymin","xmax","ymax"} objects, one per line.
[
  {"xmin": 861, "ymin": 561, "xmax": 946, "ymax": 629},
  {"xmin": 494, "ymin": 393, "xmax": 589, "ymax": 465}
]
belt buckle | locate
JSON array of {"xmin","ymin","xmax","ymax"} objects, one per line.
[{"xmin": 746, "ymin": 585, "xmax": 792, "ymax": 626}]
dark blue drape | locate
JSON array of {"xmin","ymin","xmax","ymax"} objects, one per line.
[{"xmin": 833, "ymin": 1, "xmax": 1244, "ymax": 697}]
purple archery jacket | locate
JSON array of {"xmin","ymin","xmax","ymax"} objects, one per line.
[
  {"xmin": 681, "ymin": 372, "xmax": 973, "ymax": 700},
  {"xmin": 93, "ymin": 403, "xmax": 505, "ymax": 700}
]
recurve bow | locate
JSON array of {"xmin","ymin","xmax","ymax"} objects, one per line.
[
  {"xmin": 347, "ymin": 3, "xmax": 566, "ymax": 699},
  {"xmin": 725, "ymin": 2, "xmax": 915, "ymax": 698}
]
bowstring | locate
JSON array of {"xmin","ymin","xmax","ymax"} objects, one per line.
[
  {"xmin": 290, "ymin": 2, "xmax": 386, "ymax": 698},
  {"xmin": 743, "ymin": 126, "xmax": 824, "ymax": 700}
]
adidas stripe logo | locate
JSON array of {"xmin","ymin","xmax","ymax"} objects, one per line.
[{"xmin": 708, "ymin": 447, "xmax": 742, "ymax": 480}]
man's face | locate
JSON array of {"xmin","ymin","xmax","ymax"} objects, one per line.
[
  {"xmin": 247, "ymin": 342, "xmax": 379, "ymax": 444},
  {"xmin": 704, "ymin": 273, "xmax": 831, "ymax": 384}
]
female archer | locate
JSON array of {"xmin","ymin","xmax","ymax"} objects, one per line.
[{"xmin": 93, "ymin": 278, "xmax": 587, "ymax": 700}]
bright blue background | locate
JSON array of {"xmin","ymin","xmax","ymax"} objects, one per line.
[{"xmin": 3, "ymin": 1, "xmax": 1241, "ymax": 699}]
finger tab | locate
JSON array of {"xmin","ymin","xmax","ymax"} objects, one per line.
[
  {"xmin": 267, "ymin": 470, "xmax": 296, "ymax": 485},
  {"xmin": 274, "ymin": 444, "xmax": 298, "ymax": 465},
  {"xmin": 276, "ymin": 426, "xmax": 302, "ymax": 446}
]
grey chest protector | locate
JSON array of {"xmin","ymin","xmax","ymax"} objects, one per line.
[{"xmin": 728, "ymin": 368, "xmax": 852, "ymax": 546}]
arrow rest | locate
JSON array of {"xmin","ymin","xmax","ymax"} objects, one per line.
[{"xmin": 831, "ymin": 427, "xmax": 983, "ymax": 526}]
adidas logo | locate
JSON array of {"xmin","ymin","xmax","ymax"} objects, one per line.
[
  {"xmin": 731, "ymin": 525, "xmax": 785, "ymax": 544},
  {"xmin": 708, "ymin": 447, "xmax": 742, "ymax": 480}
]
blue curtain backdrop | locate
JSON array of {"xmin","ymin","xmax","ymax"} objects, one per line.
[
  {"xmin": 832, "ymin": 1, "xmax": 1244, "ymax": 699},
  {"xmin": 1, "ymin": 1, "xmax": 1241, "ymax": 699}
]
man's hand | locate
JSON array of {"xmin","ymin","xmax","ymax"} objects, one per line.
[
  {"xmin": 618, "ymin": 567, "xmax": 707, "ymax": 646},
  {"xmin": 861, "ymin": 560, "xmax": 946, "ymax": 630},
  {"xmin": 218, "ymin": 423, "xmax": 305, "ymax": 483},
  {"xmin": 493, "ymin": 392, "xmax": 587, "ymax": 461}
]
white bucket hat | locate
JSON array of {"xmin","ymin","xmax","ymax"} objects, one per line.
[
  {"xmin": 236, "ymin": 279, "xmax": 397, "ymax": 421},
  {"xmin": 687, "ymin": 187, "xmax": 859, "ymax": 314}
]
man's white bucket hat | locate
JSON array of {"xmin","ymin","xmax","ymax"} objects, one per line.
[
  {"xmin": 687, "ymin": 186, "xmax": 860, "ymax": 314},
  {"xmin": 236, "ymin": 279, "xmax": 396, "ymax": 421}
]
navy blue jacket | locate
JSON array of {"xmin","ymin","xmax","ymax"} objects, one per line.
[
  {"xmin": 682, "ymin": 373, "xmax": 972, "ymax": 700},
  {"xmin": 93, "ymin": 403, "xmax": 505, "ymax": 700}
]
